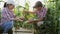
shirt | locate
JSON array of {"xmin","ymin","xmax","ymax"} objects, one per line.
[
  {"xmin": 36, "ymin": 7, "xmax": 47, "ymax": 19},
  {"xmin": 0, "ymin": 7, "xmax": 15, "ymax": 25}
]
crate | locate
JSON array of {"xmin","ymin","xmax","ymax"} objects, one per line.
[{"xmin": 13, "ymin": 27, "xmax": 34, "ymax": 34}]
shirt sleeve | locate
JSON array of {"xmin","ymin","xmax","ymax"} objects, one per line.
[
  {"xmin": 2, "ymin": 9, "xmax": 9, "ymax": 18},
  {"xmin": 2, "ymin": 8, "xmax": 14, "ymax": 20}
]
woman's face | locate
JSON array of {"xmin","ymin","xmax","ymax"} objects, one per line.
[{"xmin": 8, "ymin": 4, "xmax": 15, "ymax": 10}]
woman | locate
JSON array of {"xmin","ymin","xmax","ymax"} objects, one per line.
[{"xmin": 0, "ymin": 0, "xmax": 23, "ymax": 33}]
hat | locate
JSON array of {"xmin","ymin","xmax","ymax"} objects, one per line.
[
  {"xmin": 6, "ymin": 0, "xmax": 15, "ymax": 6},
  {"xmin": 33, "ymin": 1, "xmax": 43, "ymax": 8}
]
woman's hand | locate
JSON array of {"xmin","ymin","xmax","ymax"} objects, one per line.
[
  {"xmin": 14, "ymin": 17, "xmax": 20, "ymax": 20},
  {"xmin": 15, "ymin": 16, "xmax": 25, "ymax": 22},
  {"xmin": 19, "ymin": 16, "xmax": 25, "ymax": 20},
  {"xmin": 19, "ymin": 19, "xmax": 24, "ymax": 22}
]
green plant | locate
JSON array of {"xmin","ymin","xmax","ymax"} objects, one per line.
[
  {"xmin": 0, "ymin": 8, "xmax": 1, "ymax": 22},
  {"xmin": 33, "ymin": 0, "xmax": 60, "ymax": 34}
]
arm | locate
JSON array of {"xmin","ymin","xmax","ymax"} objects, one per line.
[
  {"xmin": 35, "ymin": 8, "xmax": 47, "ymax": 22},
  {"xmin": 2, "ymin": 8, "xmax": 24, "ymax": 22},
  {"xmin": 4, "ymin": 9, "xmax": 20, "ymax": 21},
  {"xmin": 34, "ymin": 8, "xmax": 47, "ymax": 22},
  {"xmin": 2, "ymin": 9, "xmax": 11, "ymax": 20},
  {"xmin": 28, "ymin": 17, "xmax": 44, "ymax": 23},
  {"xmin": 28, "ymin": 7, "xmax": 47, "ymax": 23},
  {"xmin": 28, "ymin": 11, "xmax": 35, "ymax": 14},
  {"xmin": 23, "ymin": 9, "xmax": 35, "ymax": 14},
  {"xmin": 34, "ymin": 18, "xmax": 44, "ymax": 22}
]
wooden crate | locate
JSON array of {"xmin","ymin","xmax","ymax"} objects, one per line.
[{"xmin": 13, "ymin": 27, "xmax": 34, "ymax": 34}]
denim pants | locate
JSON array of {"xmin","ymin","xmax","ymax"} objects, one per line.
[{"xmin": 1, "ymin": 21, "xmax": 14, "ymax": 33}]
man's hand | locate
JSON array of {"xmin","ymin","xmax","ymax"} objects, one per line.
[
  {"xmin": 27, "ymin": 19, "xmax": 40, "ymax": 23},
  {"xmin": 27, "ymin": 19, "xmax": 35, "ymax": 23},
  {"xmin": 27, "ymin": 20, "xmax": 34, "ymax": 23}
]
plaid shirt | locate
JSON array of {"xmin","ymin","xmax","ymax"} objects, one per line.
[
  {"xmin": 36, "ymin": 7, "xmax": 47, "ymax": 19},
  {"xmin": 1, "ymin": 7, "xmax": 15, "ymax": 25}
]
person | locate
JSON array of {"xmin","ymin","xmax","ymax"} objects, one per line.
[
  {"xmin": 0, "ymin": 0, "xmax": 24, "ymax": 34},
  {"xmin": 24, "ymin": 1, "xmax": 47, "ymax": 34}
]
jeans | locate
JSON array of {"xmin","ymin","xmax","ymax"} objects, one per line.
[{"xmin": 1, "ymin": 21, "xmax": 14, "ymax": 33}]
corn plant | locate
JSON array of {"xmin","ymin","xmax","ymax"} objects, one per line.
[{"xmin": 14, "ymin": 6, "xmax": 25, "ymax": 29}]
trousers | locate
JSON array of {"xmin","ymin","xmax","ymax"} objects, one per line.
[{"xmin": 1, "ymin": 21, "xmax": 14, "ymax": 33}]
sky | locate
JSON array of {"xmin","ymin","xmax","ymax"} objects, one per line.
[{"xmin": 0, "ymin": 0, "xmax": 46, "ymax": 11}]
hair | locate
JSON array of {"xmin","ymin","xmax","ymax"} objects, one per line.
[
  {"xmin": 4, "ymin": 2, "xmax": 7, "ymax": 7},
  {"xmin": 33, "ymin": 1, "xmax": 43, "ymax": 8},
  {"xmin": 4, "ymin": 2, "xmax": 14, "ymax": 8},
  {"xmin": 36, "ymin": 1, "xmax": 43, "ymax": 7}
]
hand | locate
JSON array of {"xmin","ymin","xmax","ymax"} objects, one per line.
[
  {"xmin": 27, "ymin": 19, "xmax": 34, "ymax": 23},
  {"xmin": 14, "ymin": 16, "xmax": 20, "ymax": 21},
  {"xmin": 19, "ymin": 16, "xmax": 25, "ymax": 20},
  {"xmin": 27, "ymin": 19, "xmax": 38, "ymax": 23},
  {"xmin": 19, "ymin": 19, "xmax": 24, "ymax": 22},
  {"xmin": 27, "ymin": 21, "xmax": 33, "ymax": 23},
  {"xmin": 14, "ymin": 17, "xmax": 19, "ymax": 20}
]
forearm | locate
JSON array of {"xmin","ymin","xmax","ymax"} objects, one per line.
[
  {"xmin": 9, "ymin": 18, "xmax": 15, "ymax": 21},
  {"xmin": 24, "ymin": 10, "xmax": 35, "ymax": 14},
  {"xmin": 34, "ymin": 18, "xmax": 43, "ymax": 22}
]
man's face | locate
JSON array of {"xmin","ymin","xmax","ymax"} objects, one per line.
[{"xmin": 35, "ymin": 7, "xmax": 42, "ymax": 11}]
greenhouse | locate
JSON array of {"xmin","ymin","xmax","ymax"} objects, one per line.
[{"xmin": 0, "ymin": 0, "xmax": 60, "ymax": 34}]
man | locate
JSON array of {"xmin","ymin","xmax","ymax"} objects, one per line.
[{"xmin": 25, "ymin": 1, "xmax": 47, "ymax": 34}]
